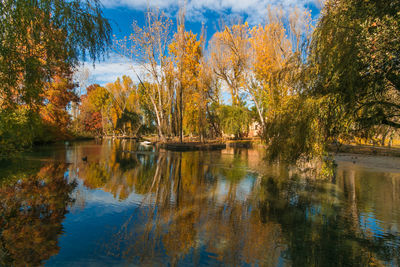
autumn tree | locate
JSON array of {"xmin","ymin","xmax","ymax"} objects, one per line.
[
  {"xmin": 39, "ymin": 75, "xmax": 79, "ymax": 141},
  {"xmin": 245, "ymin": 9, "xmax": 325, "ymax": 162},
  {"xmin": 210, "ymin": 21, "xmax": 250, "ymax": 106},
  {"xmin": 0, "ymin": 0, "xmax": 111, "ymax": 156},
  {"xmin": 198, "ymin": 58, "xmax": 222, "ymax": 138},
  {"xmin": 79, "ymin": 84, "xmax": 111, "ymax": 135},
  {"xmin": 169, "ymin": 7, "xmax": 204, "ymax": 142},
  {"xmin": 105, "ymin": 76, "xmax": 142, "ymax": 136},
  {"xmin": 78, "ymin": 76, "xmax": 143, "ymax": 137},
  {"xmin": 114, "ymin": 9, "xmax": 173, "ymax": 141},
  {"xmin": 248, "ymin": 20, "xmax": 292, "ymax": 133}
]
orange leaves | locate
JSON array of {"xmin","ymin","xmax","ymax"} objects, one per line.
[
  {"xmin": 79, "ymin": 84, "xmax": 110, "ymax": 134},
  {"xmin": 43, "ymin": 75, "xmax": 78, "ymax": 108},
  {"xmin": 79, "ymin": 76, "xmax": 143, "ymax": 136},
  {"xmin": 39, "ymin": 74, "xmax": 78, "ymax": 139}
]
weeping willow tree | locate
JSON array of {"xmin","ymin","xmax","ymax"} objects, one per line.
[
  {"xmin": 262, "ymin": 0, "xmax": 399, "ymax": 165},
  {"xmin": 310, "ymin": 0, "xmax": 400, "ymax": 137},
  {"xmin": 217, "ymin": 104, "xmax": 251, "ymax": 139},
  {"xmin": 250, "ymin": 8, "xmax": 325, "ymax": 163},
  {"xmin": 0, "ymin": 0, "xmax": 111, "ymax": 156}
]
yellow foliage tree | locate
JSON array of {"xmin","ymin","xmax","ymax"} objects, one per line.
[
  {"xmin": 105, "ymin": 76, "xmax": 142, "ymax": 136},
  {"xmin": 169, "ymin": 11, "xmax": 203, "ymax": 141},
  {"xmin": 210, "ymin": 22, "xmax": 250, "ymax": 106}
]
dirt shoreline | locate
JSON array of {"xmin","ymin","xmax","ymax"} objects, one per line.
[
  {"xmin": 333, "ymin": 152, "xmax": 400, "ymax": 173},
  {"xmin": 328, "ymin": 144, "xmax": 400, "ymax": 157}
]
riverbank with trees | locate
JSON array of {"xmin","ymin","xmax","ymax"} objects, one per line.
[
  {"xmin": 0, "ymin": 0, "xmax": 111, "ymax": 157},
  {"xmin": 1, "ymin": 0, "xmax": 399, "ymax": 165}
]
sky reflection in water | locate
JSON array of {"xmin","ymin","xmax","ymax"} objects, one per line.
[{"xmin": 0, "ymin": 140, "xmax": 399, "ymax": 266}]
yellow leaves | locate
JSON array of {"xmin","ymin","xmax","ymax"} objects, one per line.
[
  {"xmin": 111, "ymin": 106, "xmax": 119, "ymax": 127},
  {"xmin": 210, "ymin": 22, "xmax": 250, "ymax": 105},
  {"xmin": 110, "ymin": 8, "xmax": 315, "ymax": 140},
  {"xmin": 105, "ymin": 75, "xmax": 136, "ymax": 110},
  {"xmin": 169, "ymin": 28, "xmax": 206, "ymax": 134},
  {"xmin": 250, "ymin": 22, "xmax": 290, "ymax": 78},
  {"xmin": 170, "ymin": 30, "xmax": 202, "ymax": 77}
]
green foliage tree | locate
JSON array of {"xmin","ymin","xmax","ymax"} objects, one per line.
[
  {"xmin": 217, "ymin": 105, "xmax": 251, "ymax": 139},
  {"xmin": 310, "ymin": 0, "xmax": 400, "ymax": 131},
  {"xmin": 260, "ymin": 1, "xmax": 400, "ymax": 162},
  {"xmin": 0, "ymin": 109, "xmax": 42, "ymax": 157},
  {"xmin": 263, "ymin": 96, "xmax": 327, "ymax": 163},
  {"xmin": 0, "ymin": 0, "xmax": 111, "ymax": 108},
  {"xmin": 0, "ymin": 0, "xmax": 111, "ymax": 156}
]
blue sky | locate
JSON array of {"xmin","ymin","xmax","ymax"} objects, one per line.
[{"xmin": 78, "ymin": 0, "xmax": 321, "ymax": 88}]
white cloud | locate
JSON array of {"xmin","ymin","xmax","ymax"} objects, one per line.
[
  {"xmin": 101, "ymin": 0, "xmax": 176, "ymax": 10},
  {"xmin": 78, "ymin": 0, "xmax": 321, "ymax": 87},
  {"xmin": 76, "ymin": 53, "xmax": 138, "ymax": 87},
  {"xmin": 75, "ymin": 53, "xmax": 164, "ymax": 91},
  {"xmin": 101, "ymin": 0, "xmax": 320, "ymax": 23}
]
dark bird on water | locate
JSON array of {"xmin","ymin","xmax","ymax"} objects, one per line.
[{"xmin": 82, "ymin": 156, "xmax": 88, "ymax": 162}]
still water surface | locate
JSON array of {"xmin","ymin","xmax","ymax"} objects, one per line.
[{"xmin": 0, "ymin": 140, "xmax": 400, "ymax": 266}]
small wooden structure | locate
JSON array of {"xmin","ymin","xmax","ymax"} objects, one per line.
[
  {"xmin": 159, "ymin": 142, "xmax": 226, "ymax": 151},
  {"xmin": 227, "ymin": 140, "xmax": 253, "ymax": 148}
]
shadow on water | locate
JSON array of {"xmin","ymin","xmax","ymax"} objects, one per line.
[{"xmin": 0, "ymin": 140, "xmax": 400, "ymax": 266}]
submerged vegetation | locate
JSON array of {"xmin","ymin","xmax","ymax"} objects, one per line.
[{"xmin": 1, "ymin": 0, "xmax": 399, "ymax": 165}]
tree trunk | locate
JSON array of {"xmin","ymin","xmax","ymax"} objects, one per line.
[
  {"xmin": 179, "ymin": 83, "xmax": 183, "ymax": 143},
  {"xmin": 251, "ymin": 94, "xmax": 265, "ymax": 135}
]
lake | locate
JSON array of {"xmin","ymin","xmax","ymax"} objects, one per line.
[{"xmin": 0, "ymin": 140, "xmax": 399, "ymax": 266}]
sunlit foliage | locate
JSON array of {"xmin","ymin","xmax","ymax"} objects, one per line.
[
  {"xmin": 0, "ymin": 0, "xmax": 111, "ymax": 156},
  {"xmin": 310, "ymin": 0, "xmax": 400, "ymax": 132},
  {"xmin": 2, "ymin": 0, "xmax": 399, "ymax": 163}
]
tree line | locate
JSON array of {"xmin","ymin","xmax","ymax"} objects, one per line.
[
  {"xmin": 1, "ymin": 0, "xmax": 399, "ymax": 162},
  {"xmin": 0, "ymin": 0, "xmax": 110, "ymax": 156}
]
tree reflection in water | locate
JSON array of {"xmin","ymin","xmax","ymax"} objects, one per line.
[
  {"xmin": 2, "ymin": 141, "xmax": 399, "ymax": 266},
  {"xmin": 0, "ymin": 162, "xmax": 76, "ymax": 266},
  {"xmin": 71, "ymin": 143, "xmax": 399, "ymax": 266}
]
